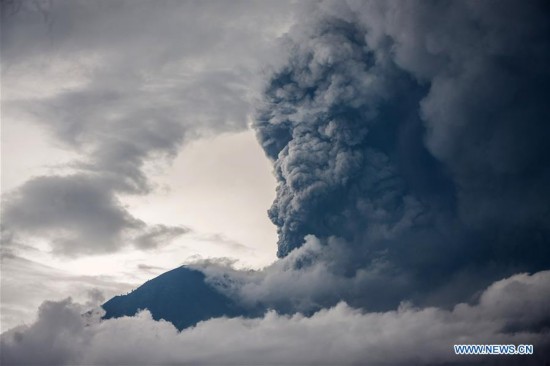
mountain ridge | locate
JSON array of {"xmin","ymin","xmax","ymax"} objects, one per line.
[{"xmin": 102, "ymin": 266, "xmax": 246, "ymax": 330}]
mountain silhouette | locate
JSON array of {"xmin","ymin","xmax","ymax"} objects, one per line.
[{"xmin": 102, "ymin": 266, "xmax": 246, "ymax": 330}]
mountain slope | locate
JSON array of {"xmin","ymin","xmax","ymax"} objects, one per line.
[{"xmin": 102, "ymin": 266, "xmax": 244, "ymax": 330}]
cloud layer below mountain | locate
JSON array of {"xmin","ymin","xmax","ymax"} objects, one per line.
[{"xmin": 2, "ymin": 270, "xmax": 549, "ymax": 365}]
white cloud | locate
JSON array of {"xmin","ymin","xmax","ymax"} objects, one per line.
[
  {"xmin": 2, "ymin": 270, "xmax": 549, "ymax": 365},
  {"xmin": 0, "ymin": 253, "xmax": 134, "ymax": 332}
]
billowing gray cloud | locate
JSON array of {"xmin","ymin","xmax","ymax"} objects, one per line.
[
  {"xmin": 352, "ymin": 0, "xmax": 550, "ymax": 231},
  {"xmin": 253, "ymin": 0, "xmax": 550, "ymax": 308},
  {"xmin": 255, "ymin": 1, "xmax": 454, "ymax": 257},
  {"xmin": 1, "ymin": 174, "xmax": 189, "ymax": 255},
  {"xmin": 2, "ymin": 175, "xmax": 141, "ymax": 254},
  {"xmin": 2, "ymin": 270, "xmax": 549, "ymax": 365}
]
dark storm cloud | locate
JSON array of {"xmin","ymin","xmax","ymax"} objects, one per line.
[
  {"xmin": 2, "ymin": 174, "xmax": 142, "ymax": 255},
  {"xmin": 2, "ymin": 270, "xmax": 549, "ymax": 365},
  {"xmin": 253, "ymin": 0, "xmax": 550, "ymax": 308},
  {"xmin": 1, "ymin": 174, "xmax": 188, "ymax": 255},
  {"xmin": 254, "ymin": 1, "xmax": 448, "ymax": 257},
  {"xmin": 352, "ymin": 0, "xmax": 550, "ymax": 233},
  {"xmin": 1, "ymin": 0, "xmax": 292, "ymax": 256}
]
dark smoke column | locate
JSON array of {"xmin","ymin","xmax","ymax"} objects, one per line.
[
  {"xmin": 253, "ymin": 14, "xmax": 427, "ymax": 257},
  {"xmin": 253, "ymin": 0, "xmax": 550, "ymax": 288}
]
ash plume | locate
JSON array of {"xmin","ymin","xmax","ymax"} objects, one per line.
[{"xmin": 253, "ymin": 0, "xmax": 550, "ymax": 307}]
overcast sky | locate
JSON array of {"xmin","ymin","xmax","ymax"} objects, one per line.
[
  {"xmin": 1, "ymin": 0, "xmax": 293, "ymax": 330},
  {"xmin": 2, "ymin": 1, "xmax": 550, "ymax": 365}
]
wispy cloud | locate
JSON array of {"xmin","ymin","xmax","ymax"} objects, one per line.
[{"xmin": 1, "ymin": 0, "xmax": 292, "ymax": 256}]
